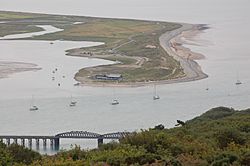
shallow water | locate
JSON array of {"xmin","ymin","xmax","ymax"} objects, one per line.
[
  {"xmin": 0, "ymin": 25, "xmax": 63, "ymax": 39},
  {"xmin": 0, "ymin": 0, "xmax": 250, "ymax": 152}
]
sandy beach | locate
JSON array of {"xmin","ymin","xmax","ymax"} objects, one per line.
[
  {"xmin": 74, "ymin": 23, "xmax": 208, "ymax": 87},
  {"xmin": 158, "ymin": 23, "xmax": 208, "ymax": 83}
]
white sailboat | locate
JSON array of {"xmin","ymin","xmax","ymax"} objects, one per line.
[
  {"xmin": 69, "ymin": 95, "xmax": 77, "ymax": 107},
  {"xmin": 29, "ymin": 95, "xmax": 38, "ymax": 111},
  {"xmin": 111, "ymin": 88, "xmax": 119, "ymax": 105},
  {"xmin": 235, "ymin": 72, "xmax": 242, "ymax": 85},
  {"xmin": 153, "ymin": 84, "xmax": 160, "ymax": 100},
  {"xmin": 111, "ymin": 99, "xmax": 119, "ymax": 105},
  {"xmin": 235, "ymin": 80, "xmax": 242, "ymax": 85}
]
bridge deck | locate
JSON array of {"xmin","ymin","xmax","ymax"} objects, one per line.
[
  {"xmin": 0, "ymin": 135, "xmax": 55, "ymax": 139},
  {"xmin": 0, "ymin": 131, "xmax": 130, "ymax": 140}
]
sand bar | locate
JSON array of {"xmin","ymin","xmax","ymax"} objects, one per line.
[{"xmin": 0, "ymin": 61, "xmax": 41, "ymax": 79}]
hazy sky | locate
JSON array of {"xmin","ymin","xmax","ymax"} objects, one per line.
[{"xmin": 1, "ymin": 0, "xmax": 248, "ymax": 23}]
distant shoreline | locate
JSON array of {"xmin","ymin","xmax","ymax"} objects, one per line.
[
  {"xmin": 75, "ymin": 23, "xmax": 208, "ymax": 87},
  {"xmin": 0, "ymin": 10, "xmax": 208, "ymax": 86}
]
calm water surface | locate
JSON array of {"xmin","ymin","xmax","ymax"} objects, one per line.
[{"xmin": 0, "ymin": 0, "xmax": 250, "ymax": 151}]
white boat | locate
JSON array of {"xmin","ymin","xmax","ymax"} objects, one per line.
[
  {"xmin": 111, "ymin": 99, "xmax": 119, "ymax": 105},
  {"xmin": 30, "ymin": 106, "xmax": 38, "ymax": 111},
  {"xmin": 235, "ymin": 80, "xmax": 242, "ymax": 85},
  {"xmin": 153, "ymin": 95, "xmax": 160, "ymax": 100},
  {"xmin": 235, "ymin": 72, "xmax": 242, "ymax": 85},
  {"xmin": 29, "ymin": 95, "xmax": 38, "ymax": 111},
  {"xmin": 69, "ymin": 101, "xmax": 77, "ymax": 107},
  {"xmin": 69, "ymin": 95, "xmax": 77, "ymax": 107},
  {"xmin": 111, "ymin": 88, "xmax": 119, "ymax": 105},
  {"xmin": 153, "ymin": 85, "xmax": 160, "ymax": 100}
]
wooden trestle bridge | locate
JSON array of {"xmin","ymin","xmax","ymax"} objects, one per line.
[{"xmin": 0, "ymin": 131, "xmax": 130, "ymax": 150}]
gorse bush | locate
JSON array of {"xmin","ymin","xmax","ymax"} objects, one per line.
[{"xmin": 0, "ymin": 107, "xmax": 249, "ymax": 165}]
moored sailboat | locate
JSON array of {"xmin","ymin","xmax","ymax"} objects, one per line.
[
  {"xmin": 153, "ymin": 84, "xmax": 160, "ymax": 100},
  {"xmin": 111, "ymin": 99, "xmax": 119, "ymax": 105},
  {"xmin": 29, "ymin": 95, "xmax": 38, "ymax": 111},
  {"xmin": 111, "ymin": 88, "xmax": 119, "ymax": 105},
  {"xmin": 69, "ymin": 95, "xmax": 77, "ymax": 107},
  {"xmin": 235, "ymin": 72, "xmax": 242, "ymax": 85}
]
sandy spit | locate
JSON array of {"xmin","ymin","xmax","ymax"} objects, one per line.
[{"xmin": 74, "ymin": 23, "xmax": 208, "ymax": 87}]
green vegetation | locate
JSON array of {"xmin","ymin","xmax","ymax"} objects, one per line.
[
  {"xmin": 0, "ymin": 11, "xmax": 45, "ymax": 37},
  {"xmin": 0, "ymin": 142, "xmax": 41, "ymax": 165},
  {"xmin": 72, "ymin": 20, "xmax": 183, "ymax": 83},
  {"xmin": 0, "ymin": 107, "xmax": 249, "ymax": 165},
  {"xmin": 0, "ymin": 11, "xmax": 184, "ymax": 83},
  {"xmin": 0, "ymin": 11, "xmax": 42, "ymax": 20}
]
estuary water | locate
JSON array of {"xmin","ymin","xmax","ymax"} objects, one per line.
[{"xmin": 0, "ymin": 0, "xmax": 250, "ymax": 151}]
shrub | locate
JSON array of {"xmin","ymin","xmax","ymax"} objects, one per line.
[
  {"xmin": 7, "ymin": 144, "xmax": 41, "ymax": 165},
  {"xmin": 241, "ymin": 151, "xmax": 250, "ymax": 166},
  {"xmin": 216, "ymin": 128, "xmax": 246, "ymax": 148},
  {"xmin": 211, "ymin": 152, "xmax": 239, "ymax": 166}
]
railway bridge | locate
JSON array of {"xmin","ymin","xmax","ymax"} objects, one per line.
[{"xmin": 0, "ymin": 131, "xmax": 130, "ymax": 150}]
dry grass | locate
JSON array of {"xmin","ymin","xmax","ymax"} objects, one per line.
[{"xmin": 56, "ymin": 20, "xmax": 162, "ymax": 39}]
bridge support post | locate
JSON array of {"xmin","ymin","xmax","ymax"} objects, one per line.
[
  {"xmin": 43, "ymin": 139, "xmax": 47, "ymax": 150},
  {"xmin": 13, "ymin": 138, "xmax": 17, "ymax": 144},
  {"xmin": 6, "ymin": 139, "xmax": 10, "ymax": 146},
  {"xmin": 54, "ymin": 138, "xmax": 60, "ymax": 151},
  {"xmin": 28, "ymin": 139, "xmax": 32, "ymax": 149},
  {"xmin": 50, "ymin": 139, "xmax": 54, "ymax": 149},
  {"xmin": 97, "ymin": 137, "xmax": 103, "ymax": 148},
  {"xmin": 35, "ymin": 139, "xmax": 39, "ymax": 150},
  {"xmin": 21, "ymin": 139, "xmax": 25, "ymax": 146}
]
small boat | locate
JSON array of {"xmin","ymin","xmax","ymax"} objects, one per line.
[
  {"xmin": 235, "ymin": 72, "xmax": 242, "ymax": 85},
  {"xmin": 29, "ymin": 95, "xmax": 38, "ymax": 111},
  {"xmin": 235, "ymin": 80, "xmax": 242, "ymax": 85},
  {"xmin": 69, "ymin": 95, "xmax": 77, "ymax": 107},
  {"xmin": 74, "ymin": 82, "xmax": 80, "ymax": 86},
  {"xmin": 30, "ymin": 106, "xmax": 38, "ymax": 111},
  {"xmin": 69, "ymin": 101, "xmax": 77, "ymax": 107},
  {"xmin": 111, "ymin": 99, "xmax": 119, "ymax": 105},
  {"xmin": 153, "ymin": 85, "xmax": 160, "ymax": 100},
  {"xmin": 153, "ymin": 95, "xmax": 160, "ymax": 100},
  {"xmin": 111, "ymin": 88, "xmax": 119, "ymax": 105}
]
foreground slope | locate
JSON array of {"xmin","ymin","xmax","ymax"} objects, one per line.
[{"xmin": 1, "ymin": 107, "xmax": 249, "ymax": 165}]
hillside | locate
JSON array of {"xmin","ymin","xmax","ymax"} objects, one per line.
[{"xmin": 0, "ymin": 107, "xmax": 249, "ymax": 165}]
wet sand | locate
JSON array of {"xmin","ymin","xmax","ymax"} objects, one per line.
[
  {"xmin": 0, "ymin": 61, "xmax": 41, "ymax": 79},
  {"xmin": 158, "ymin": 23, "xmax": 208, "ymax": 84}
]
